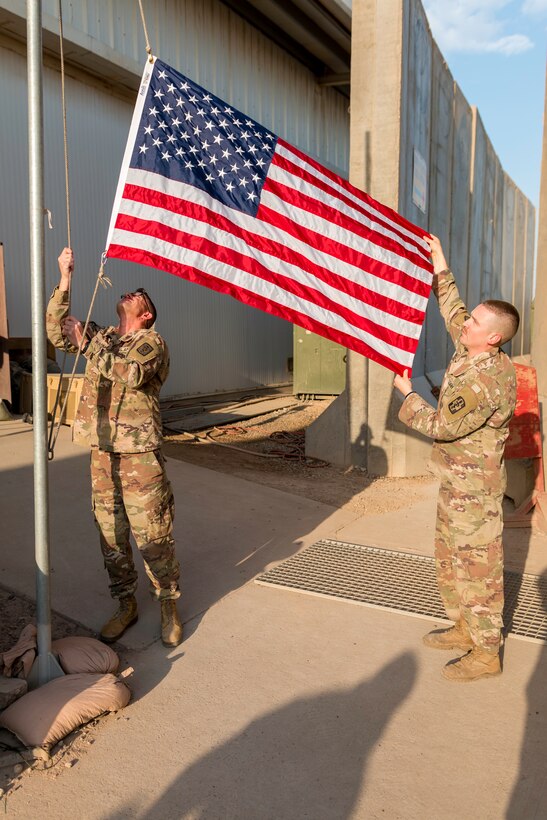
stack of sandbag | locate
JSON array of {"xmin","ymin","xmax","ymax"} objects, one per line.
[{"xmin": 0, "ymin": 627, "xmax": 130, "ymax": 751}]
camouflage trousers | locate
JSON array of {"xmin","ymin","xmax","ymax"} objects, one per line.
[
  {"xmin": 91, "ymin": 449, "xmax": 181, "ymax": 602},
  {"xmin": 435, "ymin": 483, "xmax": 504, "ymax": 652}
]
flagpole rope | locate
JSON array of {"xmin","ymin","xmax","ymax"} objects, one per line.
[
  {"xmin": 48, "ymin": 257, "xmax": 112, "ymax": 459},
  {"xmin": 49, "ymin": 0, "xmax": 151, "ymax": 456},
  {"xmin": 138, "ymin": 0, "xmax": 154, "ymax": 62},
  {"xmin": 47, "ymin": 0, "xmax": 72, "ymax": 454},
  {"xmin": 48, "ymin": 0, "xmax": 116, "ymax": 458},
  {"xmin": 58, "ymin": 0, "xmax": 71, "ymax": 251}
]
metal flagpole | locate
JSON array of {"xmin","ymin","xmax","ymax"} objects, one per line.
[{"xmin": 27, "ymin": 0, "xmax": 64, "ymax": 688}]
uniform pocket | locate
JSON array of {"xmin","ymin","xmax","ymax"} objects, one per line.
[{"xmin": 447, "ymin": 490, "xmax": 503, "ymax": 549}]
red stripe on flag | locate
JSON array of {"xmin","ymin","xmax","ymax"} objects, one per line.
[
  {"xmin": 256, "ymin": 197, "xmax": 431, "ymax": 300},
  {"xmin": 271, "ymin": 151, "xmax": 429, "ymax": 265},
  {"xmin": 277, "ymin": 138, "xmax": 431, "ymax": 246},
  {"xmin": 121, "ymin": 183, "xmax": 427, "ymax": 322},
  {"xmin": 114, "ymin": 209, "xmax": 419, "ymax": 353},
  {"xmin": 107, "ymin": 241, "xmax": 411, "ymax": 374},
  {"xmin": 264, "ymin": 167, "xmax": 429, "ymax": 275}
]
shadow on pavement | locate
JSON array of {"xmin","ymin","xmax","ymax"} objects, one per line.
[
  {"xmin": 0, "ymin": 422, "xmax": 380, "ymax": 702},
  {"xmin": 506, "ymin": 567, "xmax": 547, "ymax": 818},
  {"xmin": 109, "ymin": 652, "xmax": 417, "ymax": 820}
]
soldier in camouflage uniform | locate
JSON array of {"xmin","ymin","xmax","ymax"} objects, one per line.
[
  {"xmin": 394, "ymin": 234, "xmax": 519, "ymax": 682},
  {"xmin": 46, "ymin": 248, "xmax": 182, "ymax": 647}
]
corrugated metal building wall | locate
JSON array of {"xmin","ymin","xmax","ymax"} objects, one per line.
[{"xmin": 0, "ymin": 0, "xmax": 350, "ymax": 397}]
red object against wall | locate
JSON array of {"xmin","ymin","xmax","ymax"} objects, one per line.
[
  {"xmin": 504, "ymin": 363, "xmax": 546, "ymax": 530},
  {"xmin": 505, "ymin": 363, "xmax": 542, "ymax": 462}
]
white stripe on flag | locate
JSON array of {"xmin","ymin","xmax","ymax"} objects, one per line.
[
  {"xmin": 115, "ymin": 196, "xmax": 422, "ymax": 340},
  {"xmin": 276, "ymin": 142, "xmax": 429, "ymax": 255},
  {"xmin": 110, "ymin": 226, "xmax": 415, "ymax": 368},
  {"xmin": 122, "ymin": 168, "xmax": 429, "ymax": 312},
  {"xmin": 261, "ymin": 185, "xmax": 428, "ymax": 284},
  {"xmin": 266, "ymin": 162, "xmax": 430, "ymax": 279}
]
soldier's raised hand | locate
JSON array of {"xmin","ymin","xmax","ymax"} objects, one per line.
[
  {"xmin": 424, "ymin": 234, "xmax": 448, "ymax": 275},
  {"xmin": 58, "ymin": 247, "xmax": 74, "ymax": 290}
]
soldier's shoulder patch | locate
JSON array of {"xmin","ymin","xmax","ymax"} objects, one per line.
[
  {"xmin": 442, "ymin": 385, "xmax": 479, "ymax": 422},
  {"xmin": 448, "ymin": 395, "xmax": 466, "ymax": 414},
  {"xmin": 129, "ymin": 336, "xmax": 160, "ymax": 363}
]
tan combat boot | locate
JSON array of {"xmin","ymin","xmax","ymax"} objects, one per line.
[
  {"xmin": 422, "ymin": 619, "xmax": 474, "ymax": 651},
  {"xmin": 442, "ymin": 646, "xmax": 501, "ymax": 682},
  {"xmin": 161, "ymin": 600, "xmax": 183, "ymax": 647},
  {"xmin": 100, "ymin": 596, "xmax": 138, "ymax": 643}
]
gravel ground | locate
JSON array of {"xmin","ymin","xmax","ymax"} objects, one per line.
[
  {"xmin": 0, "ymin": 586, "xmax": 94, "ymax": 656},
  {"xmin": 164, "ymin": 396, "xmax": 435, "ymax": 516}
]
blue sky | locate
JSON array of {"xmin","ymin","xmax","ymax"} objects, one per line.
[{"xmin": 422, "ymin": 0, "xmax": 546, "ymax": 209}]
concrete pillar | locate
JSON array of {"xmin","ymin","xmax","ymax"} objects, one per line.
[
  {"xmin": 531, "ymin": 61, "xmax": 547, "ymax": 478},
  {"xmin": 306, "ymin": 0, "xmax": 413, "ymax": 474}
]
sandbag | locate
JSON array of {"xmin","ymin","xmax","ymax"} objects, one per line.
[
  {"xmin": 0, "ymin": 673, "xmax": 130, "ymax": 749},
  {"xmin": 0, "ymin": 624, "xmax": 37, "ymax": 679},
  {"xmin": 51, "ymin": 637, "xmax": 119, "ymax": 675}
]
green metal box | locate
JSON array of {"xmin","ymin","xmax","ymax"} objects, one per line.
[{"xmin": 293, "ymin": 327, "xmax": 346, "ymax": 397}]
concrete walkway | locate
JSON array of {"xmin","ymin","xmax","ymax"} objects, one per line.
[{"xmin": 1, "ymin": 420, "xmax": 547, "ymax": 819}]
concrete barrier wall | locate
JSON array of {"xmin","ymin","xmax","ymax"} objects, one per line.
[
  {"xmin": 467, "ymin": 111, "xmax": 488, "ymax": 310},
  {"xmin": 501, "ymin": 186, "xmax": 535, "ymax": 358},
  {"xmin": 480, "ymin": 124, "xmax": 499, "ymax": 303},
  {"xmin": 501, "ymin": 174, "xmax": 517, "ymax": 306},
  {"xmin": 492, "ymin": 161, "xmax": 505, "ymax": 301},
  {"xmin": 523, "ymin": 200, "xmax": 536, "ymax": 353},
  {"xmin": 512, "ymin": 191, "xmax": 527, "ymax": 355},
  {"xmin": 401, "ymin": 0, "xmax": 535, "ymax": 377},
  {"xmin": 450, "ymin": 86, "xmax": 473, "ymax": 306},
  {"xmin": 423, "ymin": 42, "xmax": 453, "ymax": 373},
  {"xmin": 522, "ymin": 200, "xmax": 536, "ymax": 355},
  {"xmin": 398, "ymin": 0, "xmax": 431, "ymax": 379}
]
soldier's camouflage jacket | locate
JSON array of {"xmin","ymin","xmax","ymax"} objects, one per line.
[
  {"xmin": 46, "ymin": 287, "xmax": 169, "ymax": 453},
  {"xmin": 399, "ymin": 270, "xmax": 516, "ymax": 494}
]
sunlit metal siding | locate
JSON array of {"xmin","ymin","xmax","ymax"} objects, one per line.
[{"xmin": 0, "ymin": 0, "xmax": 350, "ymax": 396}]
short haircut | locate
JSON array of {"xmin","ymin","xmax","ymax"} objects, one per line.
[{"xmin": 482, "ymin": 299, "xmax": 520, "ymax": 344}]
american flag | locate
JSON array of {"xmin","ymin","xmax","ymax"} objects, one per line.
[{"xmin": 105, "ymin": 57, "xmax": 433, "ymax": 375}]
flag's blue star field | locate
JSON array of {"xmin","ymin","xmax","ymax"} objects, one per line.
[{"xmin": 130, "ymin": 59, "xmax": 278, "ymax": 217}]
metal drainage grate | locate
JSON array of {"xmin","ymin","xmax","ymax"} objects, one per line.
[{"xmin": 256, "ymin": 539, "xmax": 547, "ymax": 644}]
